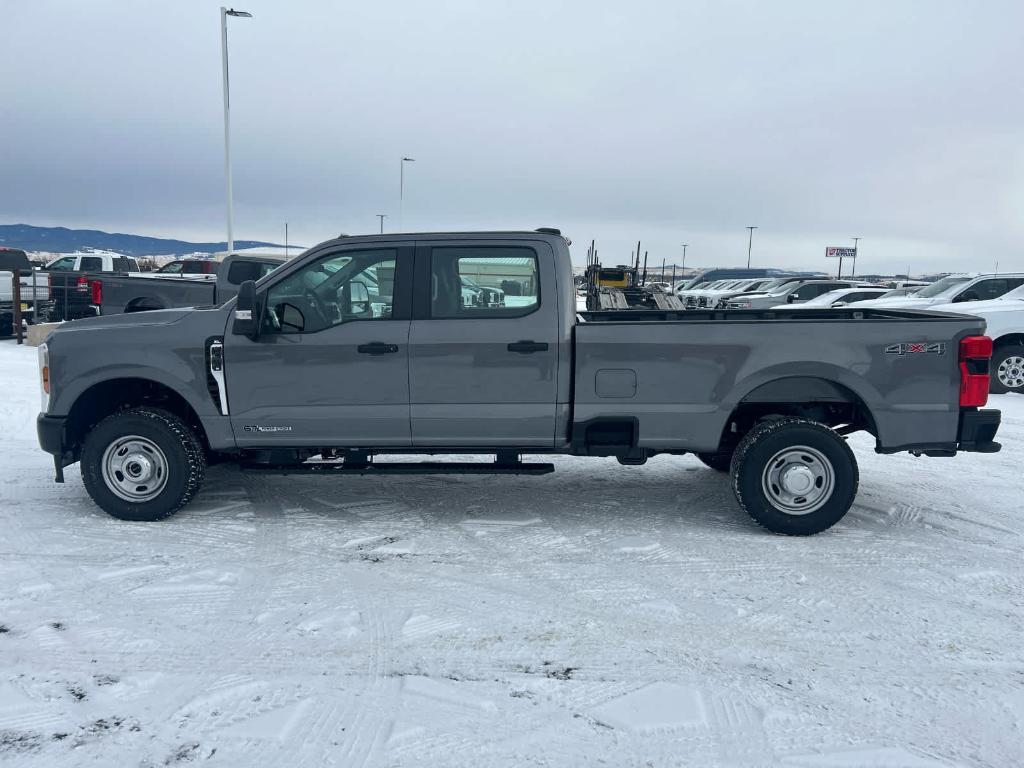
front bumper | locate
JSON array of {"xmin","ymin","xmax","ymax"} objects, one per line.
[
  {"xmin": 38, "ymin": 414, "xmax": 67, "ymax": 456},
  {"xmin": 38, "ymin": 414, "xmax": 72, "ymax": 482}
]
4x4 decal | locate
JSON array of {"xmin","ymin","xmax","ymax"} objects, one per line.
[{"xmin": 885, "ymin": 342, "xmax": 946, "ymax": 356}]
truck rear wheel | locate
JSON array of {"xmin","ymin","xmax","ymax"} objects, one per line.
[
  {"xmin": 81, "ymin": 407, "xmax": 206, "ymax": 522},
  {"xmin": 991, "ymin": 345, "xmax": 1024, "ymax": 394},
  {"xmin": 730, "ymin": 418, "xmax": 858, "ymax": 535}
]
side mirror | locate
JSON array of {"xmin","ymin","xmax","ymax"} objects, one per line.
[
  {"xmin": 831, "ymin": 301, "xmax": 847, "ymax": 308},
  {"xmin": 232, "ymin": 280, "xmax": 259, "ymax": 338},
  {"xmin": 787, "ymin": 293, "xmax": 797, "ymax": 303}
]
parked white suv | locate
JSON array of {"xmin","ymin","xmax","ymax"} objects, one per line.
[
  {"xmin": 931, "ymin": 284, "xmax": 1024, "ymax": 393},
  {"xmin": 860, "ymin": 273, "xmax": 1024, "ymax": 309},
  {"xmin": 45, "ymin": 251, "xmax": 141, "ymax": 273}
]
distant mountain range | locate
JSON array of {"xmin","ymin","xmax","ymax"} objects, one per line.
[{"xmin": 0, "ymin": 224, "xmax": 286, "ymax": 257}]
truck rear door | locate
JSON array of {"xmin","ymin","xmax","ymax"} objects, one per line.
[{"xmin": 408, "ymin": 240, "xmax": 559, "ymax": 447}]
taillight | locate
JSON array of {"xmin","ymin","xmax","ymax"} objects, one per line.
[
  {"xmin": 959, "ymin": 335, "xmax": 992, "ymax": 408},
  {"xmin": 91, "ymin": 279, "xmax": 102, "ymax": 306},
  {"xmin": 76, "ymin": 275, "xmax": 89, "ymax": 293},
  {"xmin": 39, "ymin": 342, "xmax": 50, "ymax": 411}
]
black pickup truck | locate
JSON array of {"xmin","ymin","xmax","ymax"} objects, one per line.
[{"xmin": 60, "ymin": 254, "xmax": 286, "ymax": 318}]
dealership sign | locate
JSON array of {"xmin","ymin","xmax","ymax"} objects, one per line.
[{"xmin": 825, "ymin": 247, "xmax": 857, "ymax": 258}]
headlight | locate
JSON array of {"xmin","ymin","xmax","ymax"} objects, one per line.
[{"xmin": 39, "ymin": 342, "xmax": 50, "ymax": 411}]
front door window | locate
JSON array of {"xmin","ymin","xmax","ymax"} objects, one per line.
[{"xmin": 264, "ymin": 250, "xmax": 397, "ymax": 334}]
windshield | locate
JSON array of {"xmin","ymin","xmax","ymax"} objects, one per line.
[
  {"xmin": 915, "ymin": 276, "xmax": 971, "ymax": 298},
  {"xmin": 766, "ymin": 279, "xmax": 802, "ymax": 295}
]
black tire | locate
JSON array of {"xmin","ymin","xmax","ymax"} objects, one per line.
[
  {"xmin": 730, "ymin": 418, "xmax": 858, "ymax": 536},
  {"xmin": 696, "ymin": 450, "xmax": 733, "ymax": 472},
  {"xmin": 990, "ymin": 345, "xmax": 1024, "ymax": 394},
  {"xmin": 81, "ymin": 407, "xmax": 206, "ymax": 521}
]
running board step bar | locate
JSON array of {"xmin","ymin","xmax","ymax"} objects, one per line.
[{"xmin": 240, "ymin": 461, "xmax": 555, "ymax": 476}]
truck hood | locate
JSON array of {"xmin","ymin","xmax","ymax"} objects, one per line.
[
  {"xmin": 53, "ymin": 307, "xmax": 195, "ymax": 333},
  {"xmin": 857, "ymin": 296, "xmax": 935, "ymax": 309}
]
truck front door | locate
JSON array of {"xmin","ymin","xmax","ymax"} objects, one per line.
[
  {"xmin": 224, "ymin": 245, "xmax": 414, "ymax": 447},
  {"xmin": 408, "ymin": 241, "xmax": 559, "ymax": 447}
]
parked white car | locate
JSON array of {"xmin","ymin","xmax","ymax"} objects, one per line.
[
  {"xmin": 931, "ymin": 285, "xmax": 1024, "ymax": 393},
  {"xmin": 860, "ymin": 273, "xmax": 1024, "ymax": 309},
  {"xmin": 771, "ymin": 287, "xmax": 889, "ymax": 309},
  {"xmin": 726, "ymin": 280, "xmax": 874, "ymax": 310}
]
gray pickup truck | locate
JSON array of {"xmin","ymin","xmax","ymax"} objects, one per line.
[
  {"xmin": 88, "ymin": 253, "xmax": 285, "ymax": 315},
  {"xmin": 36, "ymin": 230, "xmax": 1001, "ymax": 535}
]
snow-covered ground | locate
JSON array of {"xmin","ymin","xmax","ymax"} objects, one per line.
[{"xmin": 1, "ymin": 338, "xmax": 1022, "ymax": 768}]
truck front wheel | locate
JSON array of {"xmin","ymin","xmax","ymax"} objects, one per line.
[
  {"xmin": 730, "ymin": 418, "xmax": 858, "ymax": 535},
  {"xmin": 81, "ymin": 407, "xmax": 206, "ymax": 521}
]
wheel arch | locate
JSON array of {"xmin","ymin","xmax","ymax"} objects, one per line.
[
  {"xmin": 716, "ymin": 373, "xmax": 879, "ymax": 453},
  {"xmin": 65, "ymin": 377, "xmax": 210, "ymax": 458},
  {"xmin": 993, "ymin": 332, "xmax": 1024, "ymax": 350}
]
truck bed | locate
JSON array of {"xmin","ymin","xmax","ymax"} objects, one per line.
[{"xmin": 573, "ymin": 306, "xmax": 986, "ymax": 454}]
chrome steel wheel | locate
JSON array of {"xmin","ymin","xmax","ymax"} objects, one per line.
[
  {"xmin": 760, "ymin": 445, "xmax": 835, "ymax": 515},
  {"xmin": 101, "ymin": 435, "xmax": 169, "ymax": 503},
  {"xmin": 997, "ymin": 355, "xmax": 1024, "ymax": 390}
]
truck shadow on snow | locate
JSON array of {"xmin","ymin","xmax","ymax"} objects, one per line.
[{"xmin": 181, "ymin": 457, "xmax": 771, "ymax": 536}]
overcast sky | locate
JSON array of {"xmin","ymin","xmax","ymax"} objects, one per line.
[{"xmin": 3, "ymin": 0, "xmax": 1022, "ymax": 273}]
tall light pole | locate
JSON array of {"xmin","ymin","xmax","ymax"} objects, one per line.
[
  {"xmin": 851, "ymin": 236, "xmax": 861, "ymax": 277},
  {"xmin": 746, "ymin": 226, "xmax": 757, "ymax": 268},
  {"xmin": 221, "ymin": 7, "xmax": 252, "ymax": 257},
  {"xmin": 376, "ymin": 214, "xmax": 387, "ymax": 234},
  {"xmin": 681, "ymin": 243, "xmax": 688, "ymax": 278},
  {"xmin": 399, "ymin": 156, "xmax": 415, "ymax": 230}
]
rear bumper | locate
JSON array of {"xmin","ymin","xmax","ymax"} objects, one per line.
[
  {"xmin": 957, "ymin": 408, "xmax": 1001, "ymax": 453},
  {"xmin": 875, "ymin": 408, "xmax": 1001, "ymax": 456}
]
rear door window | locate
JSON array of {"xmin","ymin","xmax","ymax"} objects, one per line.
[
  {"xmin": 80, "ymin": 256, "xmax": 104, "ymax": 272},
  {"xmin": 429, "ymin": 247, "xmax": 539, "ymax": 319}
]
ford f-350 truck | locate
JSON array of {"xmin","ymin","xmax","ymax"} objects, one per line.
[{"xmin": 37, "ymin": 230, "xmax": 1001, "ymax": 535}]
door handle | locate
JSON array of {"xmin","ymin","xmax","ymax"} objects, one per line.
[
  {"xmin": 357, "ymin": 342, "xmax": 399, "ymax": 355},
  {"xmin": 507, "ymin": 340, "xmax": 549, "ymax": 354}
]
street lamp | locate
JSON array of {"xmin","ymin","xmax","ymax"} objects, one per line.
[
  {"xmin": 851, "ymin": 237, "xmax": 861, "ymax": 278},
  {"xmin": 399, "ymin": 156, "xmax": 415, "ymax": 230},
  {"xmin": 746, "ymin": 226, "xmax": 757, "ymax": 268},
  {"xmin": 220, "ymin": 7, "xmax": 252, "ymax": 257},
  {"xmin": 376, "ymin": 214, "xmax": 387, "ymax": 234}
]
